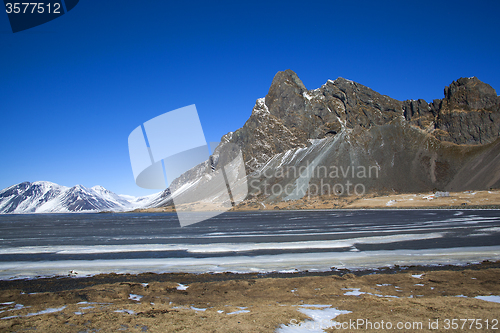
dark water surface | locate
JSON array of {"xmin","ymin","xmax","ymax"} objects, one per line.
[{"xmin": 0, "ymin": 210, "xmax": 499, "ymax": 277}]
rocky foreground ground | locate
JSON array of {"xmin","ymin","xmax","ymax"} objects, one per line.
[{"xmin": 0, "ymin": 262, "xmax": 499, "ymax": 332}]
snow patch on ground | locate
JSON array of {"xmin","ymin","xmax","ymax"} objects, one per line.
[
  {"xmin": 114, "ymin": 309, "xmax": 136, "ymax": 315},
  {"xmin": 176, "ymin": 283, "xmax": 189, "ymax": 291},
  {"xmin": 475, "ymin": 295, "xmax": 500, "ymax": 303},
  {"xmin": 227, "ymin": 307, "xmax": 250, "ymax": 315},
  {"xmin": 276, "ymin": 304, "xmax": 351, "ymax": 332},
  {"xmin": 128, "ymin": 294, "xmax": 143, "ymax": 302}
]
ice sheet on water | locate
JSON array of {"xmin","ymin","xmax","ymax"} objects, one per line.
[
  {"xmin": 0, "ymin": 232, "xmax": 446, "ymax": 255},
  {"xmin": 2, "ymin": 245, "xmax": 500, "ymax": 280}
]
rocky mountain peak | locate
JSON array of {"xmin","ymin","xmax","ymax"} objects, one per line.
[
  {"xmin": 224, "ymin": 72, "xmax": 500, "ymax": 162},
  {"xmin": 267, "ymin": 69, "xmax": 307, "ymax": 93},
  {"xmin": 443, "ymin": 76, "xmax": 499, "ymax": 111},
  {"xmin": 401, "ymin": 76, "xmax": 500, "ymax": 145},
  {"xmin": 265, "ymin": 69, "xmax": 307, "ymax": 122}
]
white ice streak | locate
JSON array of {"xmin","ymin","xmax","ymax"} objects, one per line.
[
  {"xmin": 0, "ymin": 233, "xmax": 445, "ymax": 255},
  {"xmin": 25, "ymin": 306, "xmax": 66, "ymax": 317},
  {"xmin": 2, "ymin": 246, "xmax": 500, "ymax": 279},
  {"xmin": 191, "ymin": 306, "xmax": 207, "ymax": 311}
]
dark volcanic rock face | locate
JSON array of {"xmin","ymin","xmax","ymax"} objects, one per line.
[
  {"xmin": 225, "ymin": 71, "xmax": 499, "ymax": 173},
  {"xmin": 264, "ymin": 70, "xmax": 405, "ymax": 141},
  {"xmin": 226, "ymin": 70, "xmax": 409, "ymax": 171},
  {"xmin": 231, "ymin": 97, "xmax": 307, "ymax": 170},
  {"xmin": 404, "ymin": 77, "xmax": 500, "ymax": 145},
  {"xmin": 444, "ymin": 77, "xmax": 499, "ymax": 111},
  {"xmin": 434, "ymin": 109, "xmax": 500, "ymax": 145}
]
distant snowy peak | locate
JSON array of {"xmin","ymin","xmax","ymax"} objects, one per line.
[
  {"xmin": 0, "ymin": 181, "xmax": 67, "ymax": 213},
  {"xmin": 0, "ymin": 181, "xmax": 161, "ymax": 214},
  {"xmin": 120, "ymin": 192, "xmax": 162, "ymax": 208},
  {"xmin": 91, "ymin": 185, "xmax": 111, "ymax": 195}
]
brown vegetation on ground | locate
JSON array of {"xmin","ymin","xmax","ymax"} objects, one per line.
[
  {"xmin": 1, "ymin": 264, "xmax": 499, "ymax": 332},
  {"xmin": 132, "ymin": 190, "xmax": 500, "ymax": 213},
  {"xmin": 232, "ymin": 189, "xmax": 500, "ymax": 211}
]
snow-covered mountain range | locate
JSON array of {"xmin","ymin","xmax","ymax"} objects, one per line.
[{"xmin": 0, "ymin": 181, "xmax": 160, "ymax": 214}]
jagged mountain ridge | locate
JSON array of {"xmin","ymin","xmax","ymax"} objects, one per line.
[
  {"xmin": 228, "ymin": 70, "xmax": 500, "ymax": 172},
  {"xmin": 0, "ymin": 181, "xmax": 160, "ymax": 214},
  {"xmin": 152, "ymin": 70, "xmax": 500, "ymax": 207},
  {"xmin": 404, "ymin": 76, "xmax": 500, "ymax": 144}
]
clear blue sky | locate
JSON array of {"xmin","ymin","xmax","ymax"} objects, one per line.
[{"xmin": 1, "ymin": 0, "xmax": 499, "ymax": 197}]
